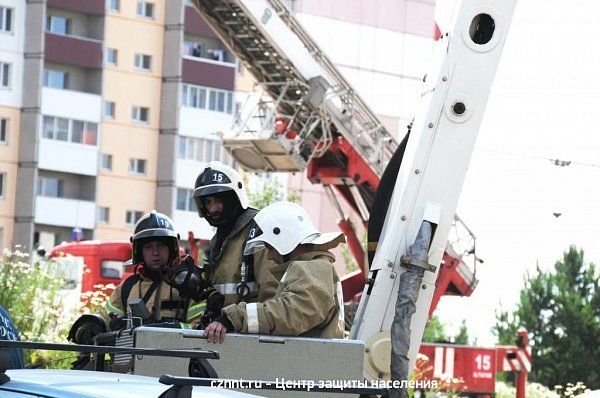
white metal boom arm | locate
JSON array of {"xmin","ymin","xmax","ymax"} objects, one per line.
[{"xmin": 349, "ymin": 0, "xmax": 517, "ymax": 382}]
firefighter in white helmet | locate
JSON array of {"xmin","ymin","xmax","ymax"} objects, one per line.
[
  {"xmin": 204, "ymin": 201, "xmax": 346, "ymax": 343},
  {"xmin": 193, "ymin": 161, "xmax": 280, "ymax": 326}
]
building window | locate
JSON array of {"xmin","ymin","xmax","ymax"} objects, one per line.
[
  {"xmin": 180, "ymin": 83, "xmax": 233, "ymax": 115},
  {"xmin": 136, "ymin": 2, "xmax": 155, "ymax": 19},
  {"xmin": 100, "ymin": 154, "xmax": 112, "ymax": 171},
  {"xmin": 176, "ymin": 188, "xmax": 195, "ymax": 212},
  {"xmin": 42, "ymin": 116, "xmax": 98, "ymax": 145},
  {"xmin": 0, "ymin": 62, "xmax": 10, "ymax": 89},
  {"xmin": 0, "ymin": 6, "xmax": 13, "ymax": 33},
  {"xmin": 98, "ymin": 206, "xmax": 110, "ymax": 223},
  {"xmin": 106, "ymin": 0, "xmax": 120, "ymax": 12},
  {"xmin": 134, "ymin": 53, "xmax": 152, "ymax": 71},
  {"xmin": 101, "ymin": 260, "xmax": 123, "ymax": 279},
  {"xmin": 43, "ymin": 69, "xmax": 68, "ymax": 89},
  {"xmin": 0, "ymin": 173, "xmax": 4, "ymax": 198},
  {"xmin": 37, "ymin": 177, "xmax": 63, "ymax": 198},
  {"xmin": 183, "ymin": 41, "xmax": 202, "ymax": 58},
  {"xmin": 128, "ymin": 158, "xmax": 147, "ymax": 175},
  {"xmin": 125, "ymin": 210, "xmax": 144, "ymax": 226},
  {"xmin": 0, "ymin": 118, "xmax": 7, "ymax": 144},
  {"xmin": 103, "ymin": 101, "xmax": 115, "ymax": 118},
  {"xmin": 177, "ymin": 135, "xmax": 233, "ymax": 165},
  {"xmin": 105, "ymin": 48, "xmax": 118, "ymax": 65},
  {"xmin": 132, "ymin": 106, "xmax": 149, "ymax": 123},
  {"xmin": 46, "ymin": 15, "xmax": 71, "ymax": 35},
  {"xmin": 207, "ymin": 49, "xmax": 224, "ymax": 62}
]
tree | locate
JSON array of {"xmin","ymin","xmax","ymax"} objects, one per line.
[
  {"xmin": 245, "ymin": 173, "xmax": 298, "ymax": 209},
  {"xmin": 492, "ymin": 246, "xmax": 600, "ymax": 389},
  {"xmin": 246, "ymin": 176, "xmax": 284, "ymax": 209},
  {"xmin": 453, "ymin": 320, "xmax": 470, "ymax": 345},
  {"xmin": 422, "ymin": 316, "xmax": 471, "ymax": 344},
  {"xmin": 422, "ymin": 315, "xmax": 449, "ymax": 343}
]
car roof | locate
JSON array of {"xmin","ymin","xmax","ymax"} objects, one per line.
[{"xmin": 4, "ymin": 369, "xmax": 261, "ymax": 398}]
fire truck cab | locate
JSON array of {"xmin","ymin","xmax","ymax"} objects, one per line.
[{"xmin": 49, "ymin": 240, "xmax": 133, "ymax": 294}]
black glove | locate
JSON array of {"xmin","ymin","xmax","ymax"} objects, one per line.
[
  {"xmin": 214, "ymin": 315, "xmax": 235, "ymax": 332},
  {"xmin": 194, "ymin": 288, "xmax": 225, "ymax": 329},
  {"xmin": 73, "ymin": 321, "xmax": 104, "ymax": 345},
  {"xmin": 108, "ymin": 314, "xmax": 128, "ymax": 331},
  {"xmin": 206, "ymin": 289, "xmax": 224, "ymax": 313},
  {"xmin": 67, "ymin": 315, "xmax": 106, "ymax": 344}
]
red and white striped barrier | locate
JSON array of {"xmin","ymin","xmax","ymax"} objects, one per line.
[{"xmin": 498, "ymin": 346, "xmax": 531, "ymax": 373}]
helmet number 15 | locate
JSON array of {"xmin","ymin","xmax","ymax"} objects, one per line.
[{"xmin": 212, "ymin": 172, "xmax": 224, "ymax": 183}]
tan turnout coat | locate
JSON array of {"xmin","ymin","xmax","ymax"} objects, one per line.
[
  {"xmin": 222, "ymin": 251, "xmax": 345, "ymax": 338},
  {"xmin": 205, "ymin": 208, "xmax": 280, "ymax": 307}
]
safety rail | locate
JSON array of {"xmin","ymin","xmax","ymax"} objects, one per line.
[{"xmin": 192, "ymin": 0, "xmax": 397, "ymax": 176}]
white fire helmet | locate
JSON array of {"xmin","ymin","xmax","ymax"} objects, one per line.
[
  {"xmin": 193, "ymin": 161, "xmax": 249, "ymax": 218},
  {"xmin": 244, "ymin": 201, "xmax": 346, "ymax": 256}
]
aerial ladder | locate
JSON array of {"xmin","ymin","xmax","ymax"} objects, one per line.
[
  {"xmin": 192, "ymin": 0, "xmax": 481, "ymax": 316},
  {"xmin": 127, "ymin": 0, "xmax": 517, "ymax": 396}
]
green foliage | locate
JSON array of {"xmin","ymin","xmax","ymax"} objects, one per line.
[
  {"xmin": 339, "ymin": 243, "xmax": 359, "ymax": 274},
  {"xmin": 0, "ymin": 248, "xmax": 79, "ymax": 368},
  {"xmin": 246, "ymin": 174, "xmax": 285, "ymax": 209},
  {"xmin": 492, "ymin": 246, "xmax": 600, "ymax": 389},
  {"xmin": 453, "ymin": 320, "xmax": 470, "ymax": 345},
  {"xmin": 422, "ymin": 316, "xmax": 471, "ymax": 345},
  {"xmin": 287, "ymin": 188, "xmax": 301, "ymax": 204},
  {"xmin": 422, "ymin": 315, "xmax": 449, "ymax": 343}
]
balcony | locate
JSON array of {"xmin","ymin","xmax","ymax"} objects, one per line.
[
  {"xmin": 39, "ymin": 139, "xmax": 99, "ymax": 176},
  {"xmin": 172, "ymin": 211, "xmax": 214, "ymax": 241},
  {"xmin": 42, "ymin": 87, "xmax": 101, "ymax": 122},
  {"xmin": 182, "ymin": 57, "xmax": 235, "ymax": 91},
  {"xmin": 176, "ymin": 158, "xmax": 206, "ymax": 189},
  {"xmin": 45, "ymin": 32, "xmax": 103, "ymax": 69},
  {"xmin": 47, "ymin": 0, "xmax": 105, "ymax": 15},
  {"xmin": 35, "ymin": 196, "xmax": 96, "ymax": 230},
  {"xmin": 184, "ymin": 6, "xmax": 217, "ymax": 38},
  {"xmin": 179, "ymin": 106, "xmax": 234, "ymax": 137}
]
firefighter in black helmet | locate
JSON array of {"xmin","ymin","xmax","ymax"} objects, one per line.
[
  {"xmin": 192, "ymin": 161, "xmax": 280, "ymax": 327},
  {"xmin": 68, "ymin": 211, "xmax": 206, "ymax": 351}
]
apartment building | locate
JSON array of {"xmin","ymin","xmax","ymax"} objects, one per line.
[
  {"xmin": 2, "ymin": 0, "xmax": 236, "ymax": 250},
  {"xmin": 0, "ymin": 0, "xmax": 24, "ymax": 251},
  {"xmin": 0, "ymin": 0, "xmax": 435, "ymax": 252}
]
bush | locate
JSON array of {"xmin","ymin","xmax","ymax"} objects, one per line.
[{"xmin": 0, "ymin": 248, "xmax": 80, "ymax": 368}]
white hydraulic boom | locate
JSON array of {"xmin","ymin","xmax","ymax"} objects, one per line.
[{"xmin": 349, "ymin": 0, "xmax": 517, "ymax": 386}]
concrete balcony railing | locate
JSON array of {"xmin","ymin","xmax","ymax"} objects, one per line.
[
  {"xmin": 35, "ymin": 196, "xmax": 96, "ymax": 230},
  {"xmin": 41, "ymin": 87, "xmax": 102, "ymax": 122},
  {"xmin": 39, "ymin": 138, "xmax": 99, "ymax": 176}
]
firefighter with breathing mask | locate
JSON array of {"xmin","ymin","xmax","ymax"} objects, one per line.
[
  {"xmin": 192, "ymin": 161, "xmax": 280, "ymax": 326},
  {"xmin": 68, "ymin": 210, "xmax": 206, "ymax": 348}
]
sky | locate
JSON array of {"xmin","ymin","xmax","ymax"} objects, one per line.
[{"xmin": 434, "ymin": 0, "xmax": 600, "ymax": 345}]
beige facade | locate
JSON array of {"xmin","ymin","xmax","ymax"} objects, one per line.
[
  {"xmin": 0, "ymin": 106, "xmax": 20, "ymax": 249},
  {"xmin": 96, "ymin": 3, "xmax": 166, "ymax": 240}
]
